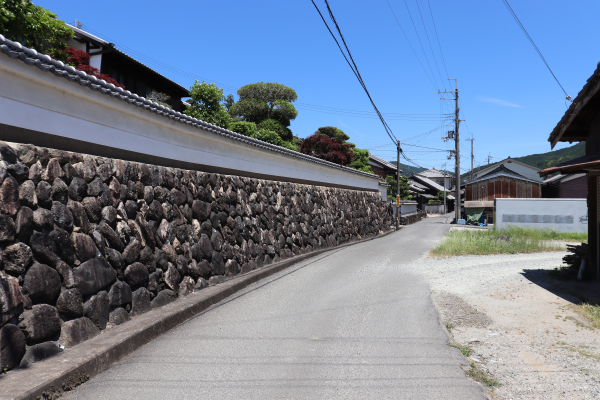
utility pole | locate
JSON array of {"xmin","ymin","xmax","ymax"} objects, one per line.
[
  {"xmin": 440, "ymin": 79, "xmax": 461, "ymax": 222},
  {"xmin": 442, "ymin": 163, "xmax": 447, "ymax": 214},
  {"xmin": 487, "ymin": 153, "xmax": 492, "ymax": 165},
  {"xmin": 465, "ymin": 134, "xmax": 474, "ymax": 181},
  {"xmin": 396, "ymin": 140, "xmax": 401, "ymax": 228}
]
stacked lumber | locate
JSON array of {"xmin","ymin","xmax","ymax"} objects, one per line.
[{"xmin": 563, "ymin": 243, "xmax": 588, "ymax": 269}]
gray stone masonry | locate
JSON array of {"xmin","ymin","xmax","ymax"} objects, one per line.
[{"xmin": 0, "ymin": 141, "xmax": 394, "ymax": 370}]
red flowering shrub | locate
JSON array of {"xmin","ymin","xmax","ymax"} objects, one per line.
[
  {"xmin": 61, "ymin": 47, "xmax": 125, "ymax": 89},
  {"xmin": 300, "ymin": 133, "xmax": 354, "ymax": 166}
]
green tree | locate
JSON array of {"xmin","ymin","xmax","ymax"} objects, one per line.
[
  {"xmin": 316, "ymin": 126, "xmax": 350, "ymax": 143},
  {"xmin": 257, "ymin": 119, "xmax": 293, "ymax": 142},
  {"xmin": 229, "ymin": 121, "xmax": 257, "ymax": 137},
  {"xmin": 385, "ymin": 175, "xmax": 412, "ymax": 201},
  {"xmin": 428, "ymin": 190, "xmax": 449, "ymax": 204},
  {"xmin": 223, "ymin": 94, "xmax": 235, "ymax": 112},
  {"xmin": 349, "ymin": 147, "xmax": 373, "ymax": 173},
  {"xmin": 184, "ymin": 81, "xmax": 231, "ymax": 129},
  {"xmin": 0, "ymin": 0, "xmax": 73, "ymax": 60}
]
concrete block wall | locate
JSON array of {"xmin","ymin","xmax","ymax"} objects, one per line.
[{"xmin": 0, "ymin": 141, "xmax": 394, "ymax": 371}]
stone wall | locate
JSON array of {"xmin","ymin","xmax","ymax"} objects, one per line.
[
  {"xmin": 0, "ymin": 141, "xmax": 394, "ymax": 370},
  {"xmin": 400, "ymin": 211, "xmax": 427, "ymax": 226}
]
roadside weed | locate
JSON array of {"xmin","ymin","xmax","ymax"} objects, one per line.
[
  {"xmin": 449, "ymin": 342, "xmax": 473, "ymax": 357},
  {"xmin": 574, "ymin": 304, "xmax": 600, "ymax": 329},
  {"xmin": 466, "ymin": 362, "xmax": 501, "ymax": 389},
  {"xmin": 444, "ymin": 322, "xmax": 454, "ymax": 331}
]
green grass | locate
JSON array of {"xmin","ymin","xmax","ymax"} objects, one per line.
[
  {"xmin": 449, "ymin": 342, "xmax": 473, "ymax": 357},
  {"xmin": 574, "ymin": 304, "xmax": 600, "ymax": 329},
  {"xmin": 430, "ymin": 226, "xmax": 588, "ymax": 257},
  {"xmin": 466, "ymin": 362, "xmax": 502, "ymax": 389}
]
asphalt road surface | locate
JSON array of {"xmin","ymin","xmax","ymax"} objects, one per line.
[{"xmin": 65, "ymin": 214, "xmax": 487, "ymax": 399}]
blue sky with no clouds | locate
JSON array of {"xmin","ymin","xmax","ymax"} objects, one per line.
[{"xmin": 36, "ymin": 0, "xmax": 600, "ymax": 173}]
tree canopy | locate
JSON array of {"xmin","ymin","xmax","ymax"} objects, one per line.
[
  {"xmin": 184, "ymin": 81, "xmax": 231, "ymax": 129},
  {"xmin": 230, "ymin": 82, "xmax": 298, "ymax": 127},
  {"xmin": 300, "ymin": 133, "xmax": 353, "ymax": 166},
  {"xmin": 385, "ymin": 175, "xmax": 412, "ymax": 201},
  {"xmin": 428, "ymin": 190, "xmax": 449, "ymax": 204},
  {"xmin": 301, "ymin": 126, "xmax": 374, "ymax": 172},
  {"xmin": 0, "ymin": 0, "xmax": 73, "ymax": 60}
]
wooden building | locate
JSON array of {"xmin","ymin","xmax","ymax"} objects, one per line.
[
  {"xmin": 67, "ymin": 25, "xmax": 189, "ymax": 111},
  {"xmin": 465, "ymin": 165, "xmax": 541, "ymax": 202},
  {"xmin": 539, "ymin": 61, "xmax": 600, "ymax": 281},
  {"xmin": 464, "ymin": 165, "xmax": 540, "ymax": 224}
]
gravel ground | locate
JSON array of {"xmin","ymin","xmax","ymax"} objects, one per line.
[{"xmin": 403, "ymin": 252, "xmax": 600, "ymax": 400}]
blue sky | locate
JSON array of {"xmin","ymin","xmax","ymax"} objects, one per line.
[{"xmin": 37, "ymin": 0, "xmax": 600, "ymax": 173}]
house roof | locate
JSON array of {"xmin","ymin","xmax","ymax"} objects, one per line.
[
  {"xmin": 0, "ymin": 34, "xmax": 379, "ymax": 181},
  {"xmin": 368, "ymin": 153, "xmax": 400, "ymax": 172},
  {"xmin": 408, "ymin": 183, "xmax": 425, "ymax": 193},
  {"xmin": 474, "ymin": 157, "xmax": 540, "ymax": 179},
  {"xmin": 467, "ymin": 164, "xmax": 540, "ymax": 185},
  {"xmin": 410, "ymin": 173, "xmax": 446, "ymax": 192},
  {"xmin": 548, "ymin": 61, "xmax": 600, "ymax": 148},
  {"xmin": 417, "ymin": 168, "xmax": 454, "ymax": 179},
  {"xmin": 539, "ymin": 153, "xmax": 600, "ymax": 176},
  {"xmin": 68, "ymin": 25, "xmax": 189, "ymax": 97},
  {"xmin": 543, "ymin": 174, "xmax": 566, "ymax": 184},
  {"xmin": 542, "ymin": 173, "xmax": 586, "ymax": 185}
]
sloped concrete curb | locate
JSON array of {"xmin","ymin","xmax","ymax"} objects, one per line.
[{"xmin": 0, "ymin": 229, "xmax": 398, "ymax": 400}]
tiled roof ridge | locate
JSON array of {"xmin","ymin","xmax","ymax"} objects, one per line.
[
  {"xmin": 368, "ymin": 153, "xmax": 398, "ymax": 171},
  {"xmin": 0, "ymin": 35, "xmax": 378, "ymax": 180}
]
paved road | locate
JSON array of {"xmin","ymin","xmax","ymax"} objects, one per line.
[{"xmin": 66, "ymin": 214, "xmax": 486, "ymax": 399}]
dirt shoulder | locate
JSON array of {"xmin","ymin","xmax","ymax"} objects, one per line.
[{"xmin": 405, "ymin": 252, "xmax": 600, "ymax": 399}]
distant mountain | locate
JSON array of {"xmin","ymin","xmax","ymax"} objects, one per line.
[
  {"xmin": 389, "ymin": 162, "xmax": 426, "ymax": 177},
  {"xmin": 459, "ymin": 142, "xmax": 584, "ymax": 180}
]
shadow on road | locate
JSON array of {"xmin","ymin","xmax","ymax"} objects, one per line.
[{"xmin": 521, "ymin": 268, "xmax": 600, "ymax": 305}]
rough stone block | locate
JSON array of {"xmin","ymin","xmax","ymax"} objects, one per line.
[
  {"xmin": 108, "ymin": 280, "xmax": 132, "ymax": 307},
  {"xmin": 2, "ymin": 242, "xmax": 33, "ymax": 276},
  {"xmin": 83, "ymin": 291, "xmax": 109, "ymax": 330},
  {"xmin": 19, "ymin": 341, "xmax": 63, "ymax": 367},
  {"xmin": 130, "ymin": 287, "xmax": 151, "ymax": 316},
  {"xmin": 56, "ymin": 288, "xmax": 83, "ymax": 318},
  {"xmin": 22, "ymin": 263, "xmax": 61, "ymax": 305},
  {"xmin": 18, "ymin": 304, "xmax": 61, "ymax": 344},
  {"xmin": 151, "ymin": 289, "xmax": 176, "ymax": 309},
  {"xmin": 73, "ymin": 257, "xmax": 117, "ymax": 297},
  {"xmin": 0, "ymin": 323, "xmax": 26, "ymax": 370},
  {"xmin": 0, "ymin": 271, "xmax": 24, "ymax": 325},
  {"xmin": 58, "ymin": 317, "xmax": 100, "ymax": 348},
  {"xmin": 124, "ymin": 262, "xmax": 148, "ymax": 289},
  {"xmin": 108, "ymin": 307, "xmax": 130, "ymax": 326}
]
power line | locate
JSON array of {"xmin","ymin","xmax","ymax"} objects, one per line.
[
  {"xmin": 426, "ymin": 0, "xmax": 450, "ymax": 80},
  {"xmin": 385, "ymin": 0, "xmax": 437, "ymax": 91},
  {"xmin": 414, "ymin": 0, "xmax": 447, "ymax": 91},
  {"xmin": 401, "ymin": 0, "xmax": 443, "ymax": 90},
  {"xmin": 311, "ymin": 0, "xmax": 397, "ymax": 144},
  {"xmin": 500, "ymin": 0, "xmax": 570, "ymax": 100}
]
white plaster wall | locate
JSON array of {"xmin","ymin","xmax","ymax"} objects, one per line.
[
  {"xmin": 496, "ymin": 198, "xmax": 587, "ymax": 233},
  {"xmin": 89, "ymin": 54, "xmax": 102, "ymax": 70},
  {"xmin": 400, "ymin": 203, "xmax": 417, "ymax": 216},
  {"xmin": 379, "ymin": 186, "xmax": 387, "ymax": 201},
  {"xmin": 66, "ymin": 39, "xmax": 85, "ymax": 51},
  {"xmin": 0, "ymin": 56, "xmax": 379, "ymax": 191}
]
